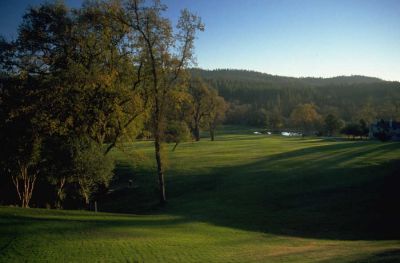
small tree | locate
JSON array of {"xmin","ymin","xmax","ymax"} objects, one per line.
[
  {"xmin": 165, "ymin": 121, "xmax": 191, "ymax": 151},
  {"xmin": 164, "ymin": 89, "xmax": 194, "ymax": 149},
  {"xmin": 290, "ymin": 103, "xmax": 321, "ymax": 135},
  {"xmin": 42, "ymin": 135, "xmax": 115, "ymax": 208},
  {"xmin": 6, "ymin": 134, "xmax": 42, "ymax": 208},
  {"xmin": 266, "ymin": 107, "xmax": 284, "ymax": 131},
  {"xmin": 324, "ymin": 113, "xmax": 344, "ymax": 136},
  {"xmin": 70, "ymin": 137, "xmax": 114, "ymax": 206},
  {"xmin": 205, "ymin": 91, "xmax": 227, "ymax": 141}
]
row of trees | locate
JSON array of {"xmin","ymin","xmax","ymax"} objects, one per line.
[
  {"xmin": 341, "ymin": 120, "xmax": 369, "ymax": 139},
  {"xmin": 262, "ymin": 103, "xmax": 371, "ymax": 138},
  {"xmin": 0, "ymin": 1, "xmax": 225, "ymax": 208}
]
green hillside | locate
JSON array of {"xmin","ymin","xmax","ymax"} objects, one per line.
[
  {"xmin": 190, "ymin": 68, "xmax": 386, "ymax": 86},
  {"xmin": 189, "ymin": 69, "xmax": 400, "ymax": 125},
  {"xmin": 1, "ymin": 127, "xmax": 399, "ymax": 262}
]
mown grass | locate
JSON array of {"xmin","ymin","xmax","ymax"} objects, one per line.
[{"xmin": 1, "ymin": 126, "xmax": 399, "ymax": 262}]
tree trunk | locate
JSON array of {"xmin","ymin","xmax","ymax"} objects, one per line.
[
  {"xmin": 78, "ymin": 178, "xmax": 91, "ymax": 209},
  {"xmin": 83, "ymin": 192, "xmax": 90, "ymax": 208},
  {"xmin": 55, "ymin": 177, "xmax": 66, "ymax": 209},
  {"xmin": 172, "ymin": 142, "xmax": 179, "ymax": 152},
  {"xmin": 11, "ymin": 164, "xmax": 37, "ymax": 208},
  {"xmin": 194, "ymin": 123, "xmax": 200, "ymax": 141},
  {"xmin": 154, "ymin": 134, "xmax": 166, "ymax": 204},
  {"xmin": 209, "ymin": 125, "xmax": 215, "ymax": 141}
]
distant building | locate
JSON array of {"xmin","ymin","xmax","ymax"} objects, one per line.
[{"xmin": 369, "ymin": 119, "xmax": 400, "ymax": 141}]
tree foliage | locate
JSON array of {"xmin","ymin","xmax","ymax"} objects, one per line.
[
  {"xmin": 70, "ymin": 137, "xmax": 115, "ymax": 206},
  {"xmin": 290, "ymin": 104, "xmax": 322, "ymax": 134},
  {"xmin": 324, "ymin": 114, "xmax": 344, "ymax": 136}
]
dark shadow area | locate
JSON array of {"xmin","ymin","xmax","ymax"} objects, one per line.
[
  {"xmin": 354, "ymin": 249, "xmax": 400, "ymax": 263},
  {"xmin": 104, "ymin": 141, "xmax": 400, "ymax": 241},
  {"xmin": 318, "ymin": 249, "xmax": 400, "ymax": 263},
  {"xmin": 2, "ymin": 141, "xmax": 398, "ymax": 244},
  {"xmin": 98, "ymin": 161, "xmax": 162, "ymax": 213},
  {"xmin": 0, "ymin": 212, "xmax": 188, "ymax": 229}
]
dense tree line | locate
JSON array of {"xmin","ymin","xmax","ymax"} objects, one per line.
[
  {"xmin": 191, "ymin": 69, "xmax": 400, "ymax": 130},
  {"xmin": 0, "ymin": 1, "xmax": 226, "ymax": 208}
]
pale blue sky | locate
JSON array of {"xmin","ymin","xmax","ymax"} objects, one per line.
[{"xmin": 1, "ymin": 0, "xmax": 399, "ymax": 81}]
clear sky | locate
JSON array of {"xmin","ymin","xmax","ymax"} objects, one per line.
[{"xmin": 1, "ymin": 0, "xmax": 399, "ymax": 81}]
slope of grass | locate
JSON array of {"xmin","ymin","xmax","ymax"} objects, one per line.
[{"xmin": 1, "ymin": 127, "xmax": 399, "ymax": 262}]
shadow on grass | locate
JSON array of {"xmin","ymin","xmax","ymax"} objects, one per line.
[
  {"xmin": 2, "ymin": 139, "xmax": 399, "ymax": 262},
  {"xmin": 317, "ymin": 249, "xmax": 400, "ymax": 263},
  {"xmin": 352, "ymin": 249, "xmax": 400, "ymax": 263},
  {"xmin": 23, "ymin": 140, "xmax": 396, "ymax": 242},
  {"xmin": 99, "ymin": 162, "xmax": 162, "ymax": 213},
  {"xmin": 0, "ymin": 209, "xmax": 189, "ymax": 256},
  {"xmin": 154, "ymin": 141, "xmax": 399, "ymax": 241}
]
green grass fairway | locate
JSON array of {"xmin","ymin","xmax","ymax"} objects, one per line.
[{"xmin": 1, "ymin": 127, "xmax": 400, "ymax": 262}]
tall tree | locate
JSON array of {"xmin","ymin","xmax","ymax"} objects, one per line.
[
  {"xmin": 189, "ymin": 78, "xmax": 211, "ymax": 141},
  {"xmin": 116, "ymin": 0, "xmax": 203, "ymax": 204}
]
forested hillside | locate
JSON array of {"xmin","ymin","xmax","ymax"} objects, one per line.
[{"xmin": 191, "ymin": 69, "xmax": 400, "ymax": 127}]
